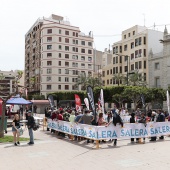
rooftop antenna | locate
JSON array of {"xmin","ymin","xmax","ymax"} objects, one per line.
[{"xmin": 143, "ymin": 13, "xmax": 145, "ymax": 27}]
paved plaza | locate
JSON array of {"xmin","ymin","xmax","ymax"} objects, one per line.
[{"xmin": 1, "ymin": 124, "xmax": 170, "ymax": 170}]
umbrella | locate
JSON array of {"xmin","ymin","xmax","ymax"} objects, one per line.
[{"xmin": 6, "ymin": 97, "xmax": 33, "ymax": 105}]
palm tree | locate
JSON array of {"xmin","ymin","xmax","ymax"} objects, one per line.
[
  {"xmin": 113, "ymin": 73, "xmax": 125, "ymax": 86},
  {"xmin": 75, "ymin": 73, "xmax": 103, "ymax": 90},
  {"xmin": 128, "ymin": 70, "xmax": 147, "ymax": 86}
]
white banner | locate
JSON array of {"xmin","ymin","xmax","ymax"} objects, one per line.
[{"xmin": 47, "ymin": 119, "xmax": 170, "ymax": 140}]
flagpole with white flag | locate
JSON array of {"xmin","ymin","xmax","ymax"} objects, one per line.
[
  {"xmin": 167, "ymin": 90, "xmax": 170, "ymax": 114},
  {"xmin": 100, "ymin": 89, "xmax": 105, "ymax": 114}
]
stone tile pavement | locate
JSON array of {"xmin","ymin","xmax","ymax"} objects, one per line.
[{"xmin": 1, "ymin": 124, "xmax": 170, "ymax": 170}]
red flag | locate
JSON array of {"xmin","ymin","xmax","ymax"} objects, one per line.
[{"xmin": 75, "ymin": 94, "xmax": 81, "ymax": 111}]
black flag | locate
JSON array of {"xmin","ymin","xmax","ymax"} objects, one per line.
[
  {"xmin": 47, "ymin": 94, "xmax": 54, "ymax": 110},
  {"xmin": 87, "ymin": 86, "xmax": 95, "ymax": 115}
]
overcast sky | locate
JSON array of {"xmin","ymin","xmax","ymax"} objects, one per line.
[{"xmin": 1, "ymin": 0, "xmax": 170, "ymax": 71}]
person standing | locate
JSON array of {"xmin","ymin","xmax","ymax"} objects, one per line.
[
  {"xmin": 27, "ymin": 111, "xmax": 35, "ymax": 145},
  {"xmin": 156, "ymin": 109, "xmax": 165, "ymax": 140},
  {"xmin": 107, "ymin": 110, "xmax": 123, "ymax": 146},
  {"xmin": 78, "ymin": 110, "xmax": 94, "ymax": 143},
  {"xmin": 130, "ymin": 112, "xmax": 136, "ymax": 143},
  {"xmin": 150, "ymin": 111, "xmax": 157, "ymax": 141},
  {"xmin": 12, "ymin": 114, "xmax": 20, "ymax": 146}
]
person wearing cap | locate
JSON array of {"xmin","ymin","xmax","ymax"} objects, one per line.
[{"xmin": 27, "ymin": 111, "xmax": 35, "ymax": 145}]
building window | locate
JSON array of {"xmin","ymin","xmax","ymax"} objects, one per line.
[
  {"xmin": 65, "ymin": 38, "xmax": 69, "ymax": 43},
  {"xmin": 58, "ymin": 85, "xmax": 61, "ymax": 90},
  {"xmin": 65, "ymin": 69, "xmax": 69, "ymax": 74},
  {"xmin": 124, "ymin": 44, "xmax": 127, "ymax": 51},
  {"xmin": 135, "ymin": 62, "xmax": 138, "ymax": 69},
  {"xmin": 88, "ymin": 57, "xmax": 92, "ymax": 62},
  {"xmin": 81, "ymin": 63, "xmax": 85, "ymax": 68},
  {"xmin": 113, "ymin": 67, "xmax": 115, "ymax": 74},
  {"xmin": 144, "ymin": 73, "xmax": 146, "ymax": 81},
  {"xmin": 59, "ymin": 45, "xmax": 62, "ymax": 50},
  {"xmin": 81, "ymin": 56, "xmax": 85, "ymax": 61},
  {"xmin": 139, "ymin": 49, "xmax": 142, "ymax": 57},
  {"xmin": 110, "ymin": 79, "xmax": 112, "ymax": 84},
  {"xmin": 88, "ymin": 50, "xmax": 92, "ymax": 54},
  {"xmin": 139, "ymin": 61, "xmax": 142, "ymax": 69},
  {"xmin": 131, "ymin": 64, "xmax": 134, "ymax": 71},
  {"xmin": 133, "ymin": 31, "xmax": 135, "ymax": 35},
  {"xmin": 120, "ymin": 66, "xmax": 122, "ymax": 73},
  {"xmin": 116, "ymin": 56, "xmax": 118, "ymax": 63},
  {"xmin": 46, "ymin": 76, "xmax": 51, "ymax": 82},
  {"xmin": 58, "ymin": 69, "xmax": 61, "ymax": 74},
  {"xmin": 73, "ymin": 32, "xmax": 75, "ymax": 36},
  {"xmin": 47, "ymin": 29, "xmax": 52, "ymax": 34},
  {"xmin": 110, "ymin": 69, "xmax": 112, "ymax": 74},
  {"xmin": 59, "ymin": 37, "xmax": 62, "ymax": 42},
  {"xmin": 155, "ymin": 63, "xmax": 160, "ymax": 70},
  {"xmin": 113, "ymin": 47, "xmax": 115, "ymax": 54},
  {"xmin": 144, "ymin": 36, "xmax": 146, "ymax": 45},
  {"xmin": 81, "ymin": 49, "xmax": 85, "ymax": 53},
  {"xmin": 124, "ymin": 66, "xmax": 128, "ymax": 72},
  {"xmin": 47, "ymin": 45, "xmax": 52, "ymax": 50},
  {"xmin": 47, "ymin": 68, "xmax": 52, "ymax": 74},
  {"xmin": 81, "ymin": 41, "xmax": 85, "ymax": 45},
  {"xmin": 144, "ymin": 49, "xmax": 146, "ymax": 57},
  {"xmin": 88, "ymin": 64, "xmax": 92, "ymax": 69},
  {"xmin": 73, "ymin": 39, "xmax": 76, "ymax": 44},
  {"xmin": 58, "ymin": 61, "xmax": 61, "ymax": 66},
  {"xmin": 107, "ymin": 80, "xmax": 109, "ymax": 85},
  {"xmin": 65, "ymin": 54, "xmax": 69, "ymax": 59},
  {"xmin": 65, "ymin": 77, "xmax": 69, "ymax": 82},
  {"xmin": 58, "ymin": 77, "xmax": 61, "ymax": 81},
  {"xmin": 118, "ymin": 46, "xmax": 122, "ymax": 53},
  {"xmin": 47, "ymin": 53, "xmax": 52, "ymax": 57},
  {"xmin": 107, "ymin": 70, "xmax": 109, "ymax": 75},
  {"xmin": 88, "ymin": 42, "xmax": 92, "ymax": 46},
  {"xmin": 76, "ymin": 33, "xmax": 78, "ymax": 37},
  {"xmin": 46, "ymin": 85, "xmax": 51, "ymax": 90},
  {"xmin": 124, "ymin": 35, "xmax": 126, "ymax": 39},
  {"xmin": 128, "ymin": 33, "xmax": 130, "ymax": 37},
  {"xmin": 76, "ymin": 40, "xmax": 78, "ymax": 44},
  {"xmin": 116, "ymin": 67, "xmax": 118, "ymax": 73},
  {"xmin": 103, "ymin": 80, "xmax": 105, "ymax": 86},
  {"xmin": 65, "ymin": 85, "xmax": 69, "ymax": 90},
  {"xmin": 59, "ymin": 29, "xmax": 61, "ymax": 34},
  {"xmin": 58, "ymin": 53, "xmax": 61, "ymax": 58},
  {"xmin": 65, "ymin": 62, "xmax": 69, "ymax": 67},
  {"xmin": 47, "ymin": 61, "xmax": 52, "ymax": 66},
  {"xmin": 47, "ymin": 37, "xmax": 52, "ymax": 42},
  {"xmin": 102, "ymin": 71, "xmax": 105, "ymax": 77},
  {"xmin": 135, "ymin": 38, "xmax": 138, "ymax": 46},
  {"xmin": 139, "ymin": 37, "xmax": 142, "ymax": 45},
  {"xmin": 65, "ymin": 46, "xmax": 69, "ymax": 51},
  {"xmin": 131, "ymin": 42, "xmax": 134, "ymax": 49},
  {"xmin": 155, "ymin": 77, "xmax": 160, "ymax": 87},
  {"xmin": 144, "ymin": 61, "xmax": 146, "ymax": 69},
  {"xmin": 135, "ymin": 50, "xmax": 138, "ymax": 58},
  {"xmin": 72, "ymin": 55, "xmax": 78, "ymax": 60},
  {"xmin": 131, "ymin": 53, "xmax": 134, "ymax": 60},
  {"xmin": 65, "ymin": 31, "xmax": 69, "ymax": 35}
]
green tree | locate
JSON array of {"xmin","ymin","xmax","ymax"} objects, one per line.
[
  {"xmin": 128, "ymin": 70, "xmax": 147, "ymax": 86},
  {"xmin": 113, "ymin": 73, "xmax": 125, "ymax": 86}
]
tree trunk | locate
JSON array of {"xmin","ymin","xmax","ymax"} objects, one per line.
[{"xmin": 0, "ymin": 102, "xmax": 6, "ymax": 138}]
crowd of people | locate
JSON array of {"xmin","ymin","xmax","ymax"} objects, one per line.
[{"xmin": 45, "ymin": 105, "xmax": 170, "ymax": 146}]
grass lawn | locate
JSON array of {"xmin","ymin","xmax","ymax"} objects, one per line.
[{"xmin": 0, "ymin": 135, "xmax": 29, "ymax": 143}]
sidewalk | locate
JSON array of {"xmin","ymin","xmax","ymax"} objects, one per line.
[{"xmin": 1, "ymin": 124, "xmax": 170, "ymax": 170}]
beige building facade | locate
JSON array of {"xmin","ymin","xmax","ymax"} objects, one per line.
[
  {"xmin": 102, "ymin": 25, "xmax": 163, "ymax": 87},
  {"xmin": 25, "ymin": 14, "xmax": 93, "ymax": 97}
]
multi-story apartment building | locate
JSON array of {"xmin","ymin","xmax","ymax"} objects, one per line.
[
  {"xmin": 25, "ymin": 14, "xmax": 93, "ymax": 97},
  {"xmin": 102, "ymin": 25, "xmax": 163, "ymax": 87},
  {"xmin": 0, "ymin": 70, "xmax": 24, "ymax": 98},
  {"xmin": 148, "ymin": 26, "xmax": 170, "ymax": 89}
]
